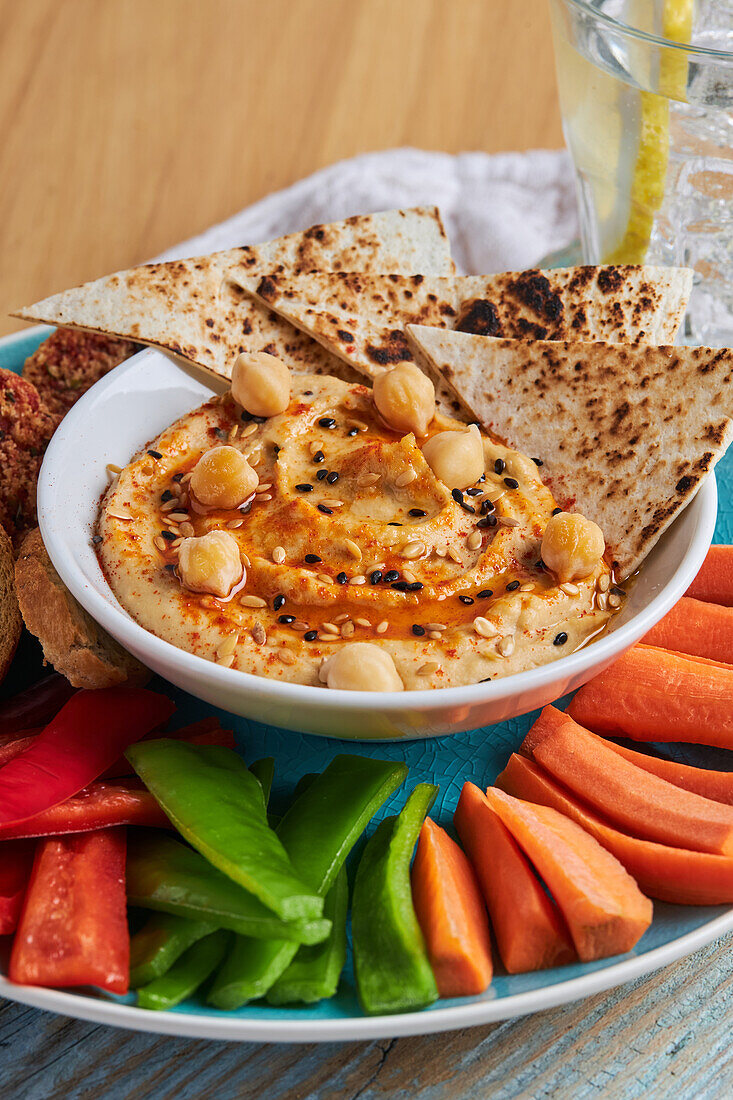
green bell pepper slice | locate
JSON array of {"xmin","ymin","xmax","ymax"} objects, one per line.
[
  {"xmin": 249, "ymin": 757, "xmax": 275, "ymax": 805},
  {"xmin": 207, "ymin": 756, "xmax": 407, "ymax": 1009},
  {"xmin": 126, "ymin": 741, "xmax": 322, "ymax": 922},
  {"xmin": 352, "ymin": 783, "xmax": 439, "ymax": 1015},
  {"xmin": 129, "ymin": 911, "xmax": 217, "ymax": 988},
  {"xmin": 137, "ymin": 930, "xmax": 231, "ymax": 1011},
  {"xmin": 127, "ymin": 834, "xmax": 330, "ymax": 945},
  {"xmin": 267, "ymin": 865, "xmax": 349, "ymax": 1005}
]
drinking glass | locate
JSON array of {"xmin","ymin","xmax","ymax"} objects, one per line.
[{"xmin": 549, "ymin": 0, "xmax": 733, "ymax": 344}]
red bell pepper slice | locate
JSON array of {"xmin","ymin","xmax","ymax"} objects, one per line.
[
  {"xmin": 0, "ymin": 732, "xmax": 41, "ymax": 769},
  {"xmin": 10, "ymin": 829, "xmax": 129, "ymax": 993},
  {"xmin": 0, "ymin": 840, "xmax": 35, "ymax": 934},
  {"xmin": 0, "ymin": 687, "xmax": 174, "ymax": 828},
  {"xmin": 0, "ymin": 674, "xmax": 76, "ymax": 736},
  {"xmin": 0, "ymin": 781, "xmax": 170, "ymax": 839}
]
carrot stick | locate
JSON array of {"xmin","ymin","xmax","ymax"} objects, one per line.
[
  {"xmin": 454, "ymin": 783, "xmax": 575, "ymax": 973},
  {"xmin": 410, "ymin": 816, "xmax": 493, "ymax": 996},
  {"xmin": 496, "ymin": 753, "xmax": 733, "ymax": 906},
  {"xmin": 482, "ymin": 789, "xmax": 652, "ymax": 962},
  {"xmin": 686, "ymin": 545, "xmax": 733, "ymax": 606},
  {"xmin": 521, "ymin": 706, "xmax": 733, "ymax": 855},
  {"xmin": 567, "ymin": 644, "xmax": 733, "ymax": 748},
  {"xmin": 643, "ymin": 597, "xmax": 733, "ymax": 665},
  {"xmin": 602, "ymin": 739, "xmax": 733, "ymax": 805}
]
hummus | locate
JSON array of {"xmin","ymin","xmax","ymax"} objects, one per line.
[{"xmin": 98, "ymin": 373, "xmax": 617, "ymax": 690}]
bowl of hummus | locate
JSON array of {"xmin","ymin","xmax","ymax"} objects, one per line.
[{"xmin": 37, "ymin": 347, "xmax": 716, "ymax": 740}]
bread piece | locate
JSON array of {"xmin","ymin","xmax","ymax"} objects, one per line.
[
  {"xmin": 0, "ymin": 370, "xmax": 55, "ymax": 547},
  {"xmin": 0, "ymin": 524, "xmax": 22, "ymax": 682},
  {"xmin": 15, "ymin": 528, "xmax": 149, "ymax": 689}
]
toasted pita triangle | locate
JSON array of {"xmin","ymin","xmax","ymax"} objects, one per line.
[
  {"xmin": 14, "ymin": 207, "xmax": 454, "ymax": 385},
  {"xmin": 236, "ymin": 266, "xmax": 693, "ymax": 385},
  {"xmin": 407, "ymin": 324, "xmax": 733, "ymax": 579}
]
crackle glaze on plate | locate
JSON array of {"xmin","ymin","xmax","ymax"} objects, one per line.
[{"xmin": 4, "ymin": 327, "xmax": 733, "ymax": 1042}]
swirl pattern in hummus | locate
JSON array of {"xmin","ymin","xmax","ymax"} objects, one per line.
[{"xmin": 98, "ymin": 374, "xmax": 616, "ymax": 689}]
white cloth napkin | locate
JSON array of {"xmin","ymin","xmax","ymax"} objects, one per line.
[{"xmin": 156, "ymin": 147, "xmax": 578, "ymax": 274}]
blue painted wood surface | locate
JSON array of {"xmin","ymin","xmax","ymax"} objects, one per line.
[{"xmin": 2, "ymin": 329, "xmax": 733, "ymax": 1097}]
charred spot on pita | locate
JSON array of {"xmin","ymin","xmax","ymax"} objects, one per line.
[
  {"xmin": 365, "ymin": 330, "xmax": 414, "ymax": 366},
  {"xmin": 509, "ymin": 272, "xmax": 564, "ymax": 323},
  {"xmin": 456, "ymin": 298, "xmax": 501, "ymax": 336}
]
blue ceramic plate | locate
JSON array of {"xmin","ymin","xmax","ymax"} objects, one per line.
[{"xmin": 2, "ymin": 327, "xmax": 732, "ymax": 1042}]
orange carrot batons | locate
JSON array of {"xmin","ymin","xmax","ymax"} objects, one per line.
[
  {"xmin": 410, "ymin": 816, "xmax": 492, "ymax": 996},
  {"xmin": 522, "ymin": 706, "xmax": 733, "ymax": 856},
  {"xmin": 603, "ymin": 739, "xmax": 733, "ymax": 806},
  {"xmin": 482, "ymin": 788, "xmax": 652, "ymax": 962},
  {"xmin": 643, "ymin": 597, "xmax": 733, "ymax": 666},
  {"xmin": 454, "ymin": 783, "xmax": 575, "ymax": 974},
  {"xmin": 495, "ymin": 753, "xmax": 733, "ymax": 906},
  {"xmin": 686, "ymin": 545, "xmax": 733, "ymax": 606},
  {"xmin": 567, "ymin": 644, "xmax": 733, "ymax": 748}
]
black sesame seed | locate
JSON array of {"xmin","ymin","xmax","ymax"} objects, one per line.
[
  {"xmin": 477, "ymin": 589, "xmax": 493, "ymax": 599},
  {"xmin": 370, "ymin": 570, "xmax": 383, "ymax": 585},
  {"xmin": 295, "ymin": 483, "xmax": 313, "ymax": 492},
  {"xmin": 384, "ymin": 570, "xmax": 400, "ymax": 583},
  {"xmin": 241, "ymin": 411, "xmax": 267, "ymax": 424},
  {"xmin": 466, "ymin": 487, "xmax": 482, "ymax": 496},
  {"xmin": 407, "ymin": 581, "xmax": 424, "ymax": 591},
  {"xmin": 161, "ymin": 489, "xmax": 174, "ymax": 503},
  {"xmin": 503, "ymin": 477, "xmax": 519, "ymax": 490},
  {"xmin": 172, "ymin": 472, "xmax": 184, "ymax": 482},
  {"xmin": 318, "ymin": 504, "xmax": 333, "ymax": 515},
  {"xmin": 278, "ymin": 615, "xmax": 296, "ymax": 624},
  {"xmin": 160, "ymin": 530, "xmax": 176, "ymax": 541},
  {"xmin": 305, "ymin": 553, "xmax": 322, "ymax": 563},
  {"xmin": 273, "ymin": 594, "xmax": 286, "ymax": 611},
  {"xmin": 326, "ymin": 471, "xmax": 339, "ymax": 485},
  {"xmin": 336, "ymin": 571, "xmax": 348, "ymax": 584},
  {"xmin": 477, "ymin": 474, "xmax": 486, "ymax": 483},
  {"xmin": 214, "ymin": 428, "xmax": 227, "ymax": 441},
  {"xmin": 553, "ymin": 632, "xmax": 568, "ymax": 646},
  {"xmin": 318, "ymin": 417, "xmax": 337, "ymax": 429},
  {"xmin": 312, "ymin": 450, "xmax": 325, "ymax": 464},
  {"xmin": 532, "ymin": 457, "xmax": 544, "ymax": 467},
  {"xmin": 412, "ymin": 624, "xmax": 426, "ymax": 637},
  {"xmin": 316, "ymin": 468, "xmax": 329, "ymax": 481},
  {"xmin": 391, "ymin": 581, "xmax": 411, "ymax": 592},
  {"xmin": 388, "ymin": 522, "xmax": 403, "ymax": 527},
  {"xmin": 303, "ymin": 390, "xmax": 313, "ymax": 396},
  {"xmin": 460, "ymin": 502, "xmax": 476, "ymax": 515},
  {"xmin": 459, "ymin": 595, "xmax": 475, "ymax": 605},
  {"xmin": 408, "ymin": 508, "xmax": 427, "ymax": 517},
  {"xmin": 479, "ymin": 677, "xmax": 492, "ymax": 683},
  {"xmin": 147, "ymin": 449, "xmax": 163, "ymax": 459},
  {"xmin": 477, "ymin": 515, "xmax": 498, "ymax": 529},
  {"xmin": 304, "ymin": 630, "xmax": 318, "ymax": 641},
  {"xmin": 506, "ymin": 580, "xmax": 520, "ymax": 592},
  {"xmin": 91, "ymin": 534, "xmax": 102, "ymax": 545},
  {"xmin": 610, "ymin": 586, "xmax": 626, "ymax": 598},
  {"xmin": 536, "ymin": 559, "xmax": 545, "ymax": 570},
  {"xmin": 480, "ymin": 499, "xmax": 495, "ymax": 515},
  {"xmin": 552, "ymin": 507, "xmax": 563, "ymax": 516},
  {"xmin": 347, "ymin": 428, "xmax": 359, "ymax": 437},
  {"xmin": 273, "ymin": 443, "xmax": 281, "ymax": 456},
  {"xmin": 494, "ymin": 458, "xmax": 505, "ymax": 474},
  {"xmin": 240, "ymin": 501, "xmax": 252, "ymax": 515},
  {"xmin": 452, "ymin": 488, "xmax": 464, "ymax": 504},
  {"xmin": 164, "ymin": 563, "xmax": 176, "ymax": 573}
]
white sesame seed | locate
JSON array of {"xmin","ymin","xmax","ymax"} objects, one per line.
[
  {"xmin": 376, "ymin": 620, "xmax": 389, "ymax": 634},
  {"xmin": 241, "ymin": 552, "xmax": 251, "ymax": 568},
  {"xmin": 341, "ymin": 621, "xmax": 356, "ymax": 637},
  {"xmin": 401, "ymin": 540, "xmax": 426, "ymax": 560},
  {"xmin": 448, "ymin": 547, "xmax": 463, "ymax": 565},
  {"xmin": 347, "ymin": 418, "xmax": 368, "ymax": 433},
  {"xmin": 168, "ymin": 512, "xmax": 189, "ymax": 522},
  {"xmin": 228, "ymin": 425, "xmax": 240, "ymax": 441},
  {"xmin": 598, "ymin": 575, "xmax": 611, "ymax": 592},
  {"xmin": 350, "ymin": 575, "xmax": 367, "ymax": 585},
  {"xmin": 395, "ymin": 468, "xmax": 417, "ymax": 488},
  {"xmin": 466, "ymin": 530, "xmax": 483, "ymax": 551},
  {"xmin": 519, "ymin": 583, "xmax": 535, "ymax": 593},
  {"xmin": 251, "ymin": 623, "xmax": 266, "ymax": 645},
  {"xmin": 424, "ymin": 623, "xmax": 447, "ymax": 632},
  {"xmin": 358, "ymin": 473, "xmax": 380, "ymax": 487},
  {"xmin": 428, "ymin": 630, "xmax": 442, "ymax": 640},
  {"xmin": 278, "ymin": 649, "xmax": 296, "ymax": 665},
  {"xmin": 216, "ymin": 653, "xmax": 235, "ymax": 668},
  {"xmin": 227, "ymin": 518, "xmax": 244, "ymax": 529},
  {"xmin": 317, "ymin": 633, "xmax": 341, "ymax": 642},
  {"xmin": 171, "ymin": 537, "xmax": 183, "ymax": 548},
  {"xmin": 161, "ymin": 500, "xmax": 176, "ymax": 513},
  {"xmin": 321, "ymin": 622, "xmax": 340, "ymax": 634},
  {"xmin": 401, "ymin": 570, "xmax": 417, "ymax": 584},
  {"xmin": 141, "ymin": 461, "xmax": 155, "ymax": 476},
  {"xmin": 355, "ymin": 617, "xmax": 371, "ymax": 628},
  {"xmin": 240, "ymin": 594, "xmax": 267, "ymax": 608},
  {"xmin": 153, "ymin": 536, "xmax": 167, "ymax": 552},
  {"xmin": 498, "ymin": 635, "xmax": 515, "ymax": 657},
  {"xmin": 608, "ymin": 593, "xmax": 622, "ymax": 609},
  {"xmin": 217, "ymin": 634, "xmax": 238, "ymax": 659},
  {"xmin": 242, "ymin": 422, "xmax": 258, "ymax": 439},
  {"xmin": 561, "ymin": 582, "xmax": 580, "ymax": 596},
  {"xmin": 108, "ymin": 509, "xmax": 133, "ymax": 521},
  {"xmin": 291, "ymin": 620, "xmax": 309, "ymax": 631},
  {"xmin": 180, "ymin": 522, "xmax": 195, "ymax": 537},
  {"xmin": 106, "ymin": 463, "xmax": 122, "ymax": 475},
  {"xmin": 365, "ymin": 562, "xmax": 385, "ymax": 573},
  {"xmin": 435, "ymin": 546, "xmax": 448, "ymax": 558},
  {"xmin": 255, "ymin": 483, "xmax": 272, "ymax": 494},
  {"xmin": 473, "ymin": 616, "xmax": 499, "ymax": 638},
  {"xmin": 417, "ymin": 662, "xmax": 440, "ymax": 676},
  {"xmin": 344, "ymin": 539, "xmax": 362, "ymax": 560},
  {"xmin": 498, "ymin": 516, "xmax": 520, "ymax": 528},
  {"xmin": 257, "ymin": 493, "xmax": 273, "ymax": 502},
  {"xmin": 317, "ymin": 573, "xmax": 334, "ymax": 585},
  {"xmin": 272, "ymin": 546, "xmax": 286, "ymax": 565},
  {"xmin": 333, "ymin": 613, "xmax": 350, "ymax": 624},
  {"xmin": 181, "ymin": 471, "xmax": 193, "ymax": 483},
  {"xmin": 309, "ymin": 440, "xmax": 322, "ymax": 455},
  {"xmin": 321, "ymin": 498, "xmax": 344, "ymax": 509}
]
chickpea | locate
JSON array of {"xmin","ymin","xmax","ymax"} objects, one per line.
[
  {"xmin": 373, "ymin": 362, "xmax": 435, "ymax": 437},
  {"xmin": 422, "ymin": 424, "xmax": 485, "ymax": 491},
  {"xmin": 231, "ymin": 352, "xmax": 290, "ymax": 418},
  {"xmin": 190, "ymin": 446, "xmax": 258, "ymax": 510},
  {"xmin": 319, "ymin": 642, "xmax": 404, "ymax": 692},
  {"xmin": 541, "ymin": 511, "xmax": 605, "ymax": 582},
  {"xmin": 178, "ymin": 530, "xmax": 243, "ymax": 598}
]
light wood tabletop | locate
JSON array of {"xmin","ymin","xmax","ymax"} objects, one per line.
[{"xmin": 0, "ymin": 0, "xmax": 562, "ymax": 337}]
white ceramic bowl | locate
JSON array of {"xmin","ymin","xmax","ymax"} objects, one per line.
[{"xmin": 38, "ymin": 348, "xmax": 717, "ymax": 740}]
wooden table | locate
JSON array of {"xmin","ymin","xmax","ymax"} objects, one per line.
[{"xmin": 3, "ymin": 4, "xmax": 731, "ymax": 1098}]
